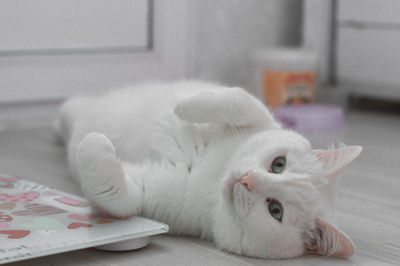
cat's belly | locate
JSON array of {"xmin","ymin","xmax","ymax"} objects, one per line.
[{"xmin": 138, "ymin": 126, "xmax": 251, "ymax": 239}]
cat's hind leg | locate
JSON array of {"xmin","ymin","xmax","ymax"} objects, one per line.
[{"xmin": 76, "ymin": 132, "xmax": 143, "ymax": 217}]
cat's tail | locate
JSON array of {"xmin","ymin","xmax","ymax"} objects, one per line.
[
  {"xmin": 53, "ymin": 96, "xmax": 90, "ymax": 144},
  {"xmin": 76, "ymin": 132, "xmax": 144, "ymax": 217}
]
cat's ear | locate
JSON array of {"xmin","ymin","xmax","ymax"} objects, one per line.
[
  {"xmin": 305, "ymin": 218, "xmax": 355, "ymax": 257},
  {"xmin": 313, "ymin": 146, "xmax": 362, "ymax": 180}
]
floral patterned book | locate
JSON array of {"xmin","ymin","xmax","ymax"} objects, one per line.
[{"xmin": 0, "ymin": 173, "xmax": 168, "ymax": 264}]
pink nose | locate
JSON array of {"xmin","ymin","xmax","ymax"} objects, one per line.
[{"xmin": 239, "ymin": 173, "xmax": 255, "ymax": 191}]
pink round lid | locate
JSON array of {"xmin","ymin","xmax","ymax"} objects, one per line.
[{"xmin": 273, "ymin": 104, "xmax": 346, "ymax": 132}]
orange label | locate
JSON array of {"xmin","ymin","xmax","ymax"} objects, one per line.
[{"xmin": 263, "ymin": 71, "xmax": 316, "ymax": 108}]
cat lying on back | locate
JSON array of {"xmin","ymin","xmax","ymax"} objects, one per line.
[{"xmin": 56, "ymin": 81, "xmax": 361, "ymax": 259}]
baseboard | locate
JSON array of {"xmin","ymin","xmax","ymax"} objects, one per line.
[
  {"xmin": 316, "ymin": 86, "xmax": 350, "ymax": 107},
  {"xmin": 0, "ymin": 99, "xmax": 62, "ymax": 129}
]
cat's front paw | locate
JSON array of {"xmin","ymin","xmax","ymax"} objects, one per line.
[
  {"xmin": 76, "ymin": 132, "xmax": 143, "ymax": 217},
  {"xmin": 174, "ymin": 91, "xmax": 223, "ymax": 123}
]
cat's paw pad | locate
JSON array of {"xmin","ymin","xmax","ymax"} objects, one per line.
[{"xmin": 78, "ymin": 132, "xmax": 116, "ymax": 157}]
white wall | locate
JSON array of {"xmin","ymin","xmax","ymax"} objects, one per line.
[
  {"xmin": 0, "ymin": 0, "xmax": 189, "ymax": 103},
  {"xmin": 0, "ymin": 0, "xmax": 302, "ymax": 103},
  {"xmin": 186, "ymin": 0, "xmax": 302, "ymax": 93}
]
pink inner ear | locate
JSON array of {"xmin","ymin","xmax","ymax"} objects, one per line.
[
  {"xmin": 313, "ymin": 146, "xmax": 362, "ymax": 178},
  {"xmin": 315, "ymin": 218, "xmax": 355, "ymax": 258},
  {"xmin": 305, "ymin": 218, "xmax": 355, "ymax": 258}
]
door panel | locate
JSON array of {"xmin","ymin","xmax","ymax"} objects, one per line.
[
  {"xmin": 0, "ymin": 0, "xmax": 149, "ymax": 54},
  {"xmin": 338, "ymin": 0, "xmax": 400, "ymax": 24}
]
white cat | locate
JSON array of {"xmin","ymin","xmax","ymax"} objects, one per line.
[{"xmin": 56, "ymin": 81, "xmax": 361, "ymax": 259}]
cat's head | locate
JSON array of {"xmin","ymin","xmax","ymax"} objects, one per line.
[{"xmin": 214, "ymin": 129, "xmax": 361, "ymax": 259}]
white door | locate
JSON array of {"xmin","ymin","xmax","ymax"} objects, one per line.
[
  {"xmin": 336, "ymin": 0, "xmax": 400, "ymax": 98},
  {"xmin": 0, "ymin": 0, "xmax": 188, "ymax": 103}
]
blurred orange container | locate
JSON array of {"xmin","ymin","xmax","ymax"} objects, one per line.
[{"xmin": 254, "ymin": 48, "xmax": 318, "ymax": 109}]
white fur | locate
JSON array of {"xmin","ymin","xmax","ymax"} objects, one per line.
[{"xmin": 57, "ymin": 81, "xmax": 360, "ymax": 259}]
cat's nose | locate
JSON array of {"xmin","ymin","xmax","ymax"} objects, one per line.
[{"xmin": 239, "ymin": 173, "xmax": 255, "ymax": 191}]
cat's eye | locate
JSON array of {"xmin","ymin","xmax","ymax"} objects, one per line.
[
  {"xmin": 270, "ymin": 156, "xmax": 286, "ymax": 174},
  {"xmin": 267, "ymin": 198, "xmax": 283, "ymax": 222}
]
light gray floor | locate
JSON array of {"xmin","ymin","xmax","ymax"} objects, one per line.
[{"xmin": 1, "ymin": 110, "xmax": 399, "ymax": 266}]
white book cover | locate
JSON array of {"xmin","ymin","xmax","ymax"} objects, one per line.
[{"xmin": 0, "ymin": 172, "xmax": 168, "ymax": 264}]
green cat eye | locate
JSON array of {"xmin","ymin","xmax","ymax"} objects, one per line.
[
  {"xmin": 267, "ymin": 198, "xmax": 283, "ymax": 222},
  {"xmin": 270, "ymin": 157, "xmax": 286, "ymax": 174}
]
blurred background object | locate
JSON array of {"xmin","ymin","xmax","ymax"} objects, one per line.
[
  {"xmin": 253, "ymin": 47, "xmax": 317, "ymax": 108},
  {"xmin": 273, "ymin": 104, "xmax": 346, "ymax": 147}
]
